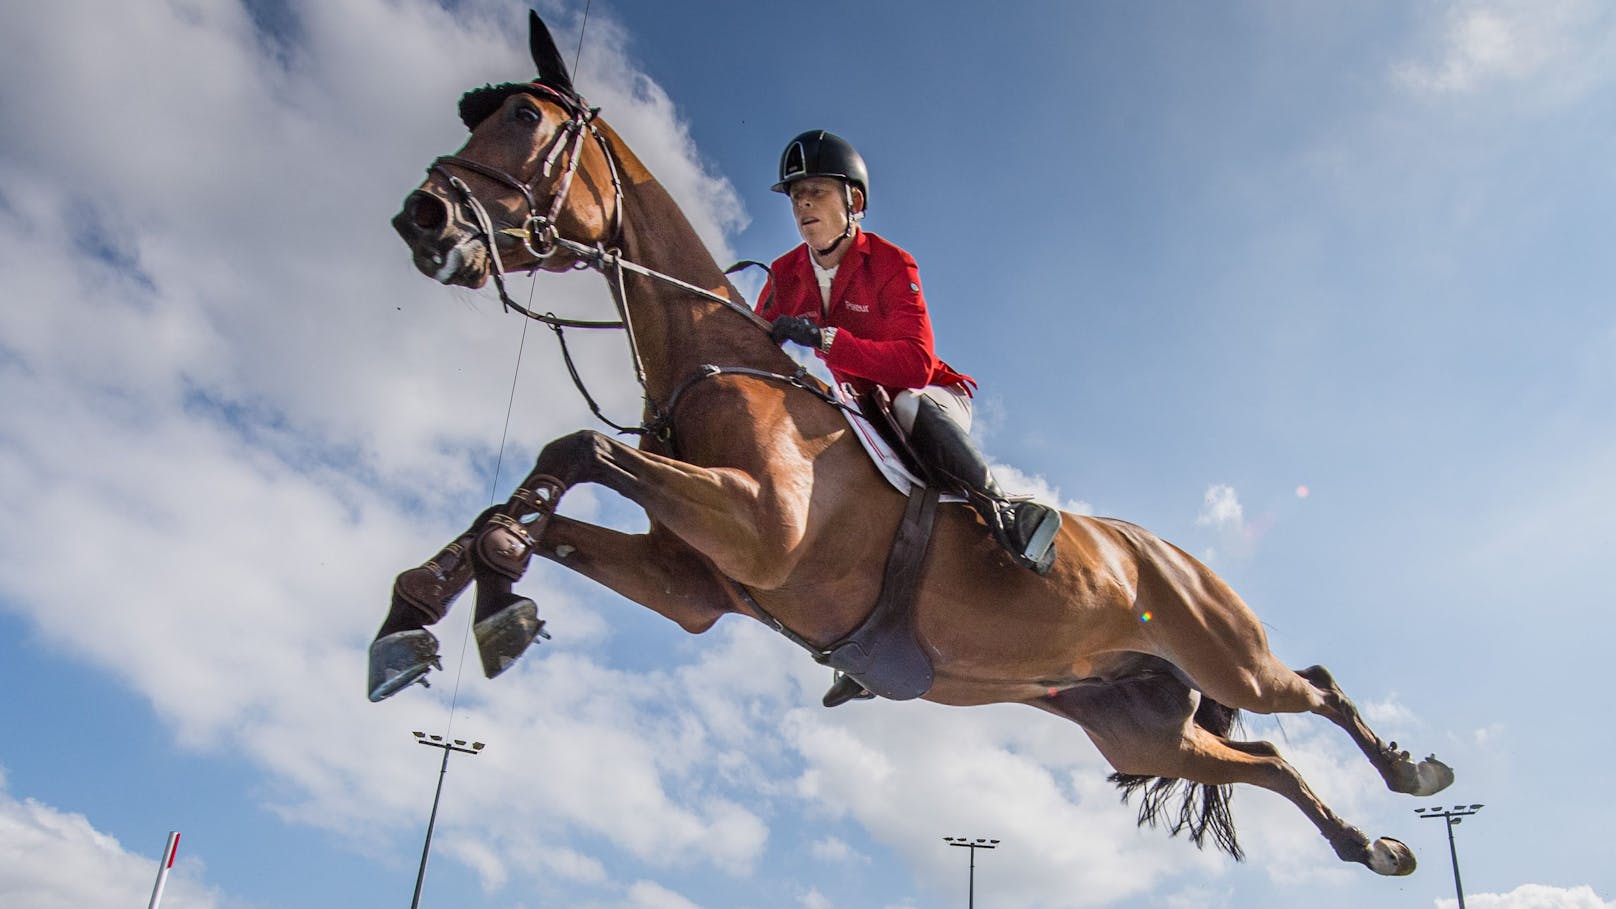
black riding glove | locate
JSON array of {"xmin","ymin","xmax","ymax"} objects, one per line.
[{"xmin": 769, "ymin": 315, "xmax": 824, "ymax": 350}]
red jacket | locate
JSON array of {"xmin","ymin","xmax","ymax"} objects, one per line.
[{"xmin": 757, "ymin": 230, "xmax": 974, "ymax": 396}]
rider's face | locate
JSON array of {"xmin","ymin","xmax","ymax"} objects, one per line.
[{"xmin": 790, "ymin": 177, "xmax": 859, "ymax": 250}]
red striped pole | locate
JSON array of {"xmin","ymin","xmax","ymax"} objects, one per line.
[{"xmin": 146, "ymin": 831, "xmax": 180, "ymax": 909}]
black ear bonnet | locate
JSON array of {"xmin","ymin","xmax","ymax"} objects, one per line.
[{"xmin": 457, "ymin": 11, "xmax": 585, "ymax": 131}]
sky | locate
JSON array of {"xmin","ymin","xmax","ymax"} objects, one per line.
[{"xmin": 1, "ymin": 1, "xmax": 1614, "ymax": 907}]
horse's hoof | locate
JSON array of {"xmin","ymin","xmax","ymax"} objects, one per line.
[
  {"xmin": 474, "ymin": 597, "xmax": 549, "ymax": 679},
  {"xmin": 1384, "ymin": 748, "xmax": 1455, "ymax": 796},
  {"xmin": 368, "ymin": 630, "xmax": 442, "ymax": 702},
  {"xmin": 1366, "ymin": 837, "xmax": 1417, "ymax": 876},
  {"xmin": 1413, "ymin": 755, "xmax": 1455, "ymax": 795}
]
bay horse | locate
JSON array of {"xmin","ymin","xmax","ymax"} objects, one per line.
[{"xmin": 376, "ymin": 11, "xmax": 1453, "ymax": 875}]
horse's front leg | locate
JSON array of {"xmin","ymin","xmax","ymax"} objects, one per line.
[
  {"xmin": 461, "ymin": 429, "xmax": 802, "ymax": 676},
  {"xmin": 538, "ymin": 516, "xmax": 738, "ymax": 634},
  {"xmin": 368, "ymin": 505, "xmax": 500, "ymax": 702},
  {"xmin": 513, "ymin": 429, "xmax": 804, "ymax": 587}
]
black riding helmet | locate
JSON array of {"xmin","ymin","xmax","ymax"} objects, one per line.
[{"xmin": 771, "ymin": 130, "xmax": 869, "ymax": 210}]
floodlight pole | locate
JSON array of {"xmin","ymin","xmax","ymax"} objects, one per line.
[
  {"xmin": 943, "ymin": 837, "xmax": 999, "ymax": 909},
  {"xmin": 410, "ymin": 733, "xmax": 484, "ymax": 909},
  {"xmin": 1416, "ymin": 804, "xmax": 1484, "ymax": 909}
]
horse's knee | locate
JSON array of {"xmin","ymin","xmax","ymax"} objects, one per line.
[{"xmin": 536, "ymin": 429, "xmax": 605, "ymax": 468}]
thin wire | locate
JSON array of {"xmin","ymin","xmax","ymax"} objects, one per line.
[
  {"xmin": 440, "ymin": 276, "xmax": 538, "ymax": 735},
  {"xmin": 433, "ymin": 0, "xmax": 592, "ymax": 738},
  {"xmin": 573, "ymin": 0, "xmax": 593, "ymax": 73}
]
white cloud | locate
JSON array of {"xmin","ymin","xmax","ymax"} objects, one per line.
[
  {"xmin": 1439, "ymin": 883, "xmax": 1616, "ymax": 909},
  {"xmin": 1197, "ymin": 484, "xmax": 1245, "ymax": 529},
  {"xmin": 1362, "ymin": 693, "xmax": 1419, "ymax": 728},
  {"xmin": 0, "ymin": 0, "xmax": 762, "ymax": 901},
  {"xmin": 810, "ymin": 835, "xmax": 859, "ymax": 863},
  {"xmin": 1195, "ymin": 483, "xmax": 1255, "ymax": 562},
  {"xmin": 0, "ymin": 778, "xmax": 224, "ymax": 909},
  {"xmin": 620, "ymin": 879, "xmax": 707, "ymax": 909},
  {"xmin": 1165, "ymin": 884, "xmax": 1233, "ymax": 909},
  {"xmin": 783, "ymin": 700, "xmax": 1226, "ymax": 908},
  {"xmin": 993, "ymin": 462, "xmax": 1094, "ymax": 516},
  {"xmin": 1394, "ymin": 0, "xmax": 1616, "ymax": 100}
]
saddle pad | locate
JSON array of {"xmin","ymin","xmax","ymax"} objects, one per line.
[{"xmin": 832, "ymin": 383, "xmax": 965, "ymax": 504}]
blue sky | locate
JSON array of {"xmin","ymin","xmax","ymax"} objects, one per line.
[{"xmin": 2, "ymin": 1, "xmax": 1614, "ymax": 908}]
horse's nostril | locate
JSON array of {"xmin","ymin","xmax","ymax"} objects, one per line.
[{"xmin": 405, "ymin": 191, "xmax": 447, "ymax": 231}]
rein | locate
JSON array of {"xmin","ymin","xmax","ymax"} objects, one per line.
[{"xmin": 430, "ymin": 84, "xmax": 780, "ymax": 440}]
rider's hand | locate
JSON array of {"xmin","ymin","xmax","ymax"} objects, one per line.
[{"xmin": 769, "ymin": 315, "xmax": 824, "ymax": 350}]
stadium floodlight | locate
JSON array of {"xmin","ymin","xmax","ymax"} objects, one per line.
[
  {"xmin": 943, "ymin": 835, "xmax": 1000, "ymax": 909},
  {"xmin": 410, "ymin": 733, "xmax": 486, "ymax": 908},
  {"xmin": 1416, "ymin": 803, "xmax": 1484, "ymax": 909}
]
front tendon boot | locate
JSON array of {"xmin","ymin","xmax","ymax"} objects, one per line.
[
  {"xmin": 908, "ymin": 396, "xmax": 1062, "ymax": 574},
  {"xmin": 469, "ymin": 481, "xmax": 560, "ymax": 679},
  {"xmin": 368, "ymin": 506, "xmax": 499, "ymax": 702}
]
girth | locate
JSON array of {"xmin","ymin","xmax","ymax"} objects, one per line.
[{"xmin": 730, "ymin": 479, "xmax": 940, "ymax": 703}]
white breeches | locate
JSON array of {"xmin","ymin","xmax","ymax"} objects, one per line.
[{"xmin": 892, "ymin": 383, "xmax": 973, "ymax": 435}]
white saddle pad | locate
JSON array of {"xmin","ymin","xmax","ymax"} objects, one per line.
[{"xmin": 832, "ymin": 383, "xmax": 965, "ymax": 504}]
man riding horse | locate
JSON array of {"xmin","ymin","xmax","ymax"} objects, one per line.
[
  {"xmin": 760, "ymin": 130, "xmax": 1063, "ymax": 575},
  {"xmin": 373, "ymin": 12, "xmax": 1456, "ymax": 875}
]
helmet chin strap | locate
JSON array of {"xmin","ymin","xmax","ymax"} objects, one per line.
[{"xmin": 815, "ymin": 234, "xmax": 848, "ymax": 258}]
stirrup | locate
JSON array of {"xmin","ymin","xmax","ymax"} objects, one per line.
[
  {"xmin": 822, "ymin": 671, "xmax": 874, "ymax": 708},
  {"xmin": 368, "ymin": 630, "xmax": 442, "ymax": 702},
  {"xmin": 981, "ymin": 498, "xmax": 1060, "ymax": 575},
  {"xmin": 473, "ymin": 595, "xmax": 551, "ymax": 679},
  {"xmin": 1009, "ymin": 501, "xmax": 1061, "ymax": 575}
]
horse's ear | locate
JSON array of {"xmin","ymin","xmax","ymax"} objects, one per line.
[{"xmin": 528, "ymin": 10, "xmax": 576, "ymax": 97}]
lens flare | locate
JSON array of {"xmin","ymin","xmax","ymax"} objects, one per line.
[{"xmin": 1296, "ymin": 485, "xmax": 1310, "ymax": 499}]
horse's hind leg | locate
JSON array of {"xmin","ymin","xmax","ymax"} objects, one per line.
[
  {"xmin": 1297, "ymin": 665, "xmax": 1455, "ymax": 797},
  {"xmin": 1041, "ymin": 674, "xmax": 1416, "ymax": 875},
  {"xmin": 1156, "ymin": 649, "xmax": 1454, "ymax": 799},
  {"xmin": 1122, "ymin": 538, "xmax": 1454, "ymax": 798}
]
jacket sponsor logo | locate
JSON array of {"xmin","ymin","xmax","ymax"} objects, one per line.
[{"xmin": 844, "ymin": 301, "xmax": 870, "ymax": 312}]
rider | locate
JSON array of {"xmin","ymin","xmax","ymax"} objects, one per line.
[{"xmin": 759, "ymin": 130, "xmax": 1062, "ymax": 577}]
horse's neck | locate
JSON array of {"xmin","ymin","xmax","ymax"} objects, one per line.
[{"xmin": 608, "ymin": 156, "xmax": 771, "ymax": 405}]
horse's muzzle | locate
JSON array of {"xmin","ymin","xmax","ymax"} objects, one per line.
[
  {"xmin": 392, "ymin": 190, "xmax": 485, "ymax": 286},
  {"xmin": 395, "ymin": 189, "xmax": 448, "ymax": 236}
]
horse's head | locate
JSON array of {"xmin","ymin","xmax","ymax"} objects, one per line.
[{"xmin": 393, "ymin": 12, "xmax": 620, "ymax": 286}]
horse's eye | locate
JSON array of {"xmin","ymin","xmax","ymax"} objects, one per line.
[{"xmin": 515, "ymin": 106, "xmax": 541, "ymax": 124}]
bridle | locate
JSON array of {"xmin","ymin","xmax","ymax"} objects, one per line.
[
  {"xmin": 426, "ymin": 81, "xmax": 788, "ymax": 440},
  {"xmin": 429, "ymin": 82, "xmax": 617, "ymax": 266}
]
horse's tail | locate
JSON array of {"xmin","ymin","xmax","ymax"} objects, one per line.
[{"xmin": 1107, "ymin": 695, "xmax": 1244, "ymax": 860}]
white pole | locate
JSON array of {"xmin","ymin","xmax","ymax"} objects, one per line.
[{"xmin": 146, "ymin": 831, "xmax": 180, "ymax": 909}]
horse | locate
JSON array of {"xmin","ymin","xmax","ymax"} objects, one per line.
[{"xmin": 375, "ymin": 11, "xmax": 1454, "ymax": 875}]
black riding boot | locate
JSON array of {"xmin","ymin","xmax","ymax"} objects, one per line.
[{"xmin": 907, "ymin": 396, "xmax": 1061, "ymax": 574}]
